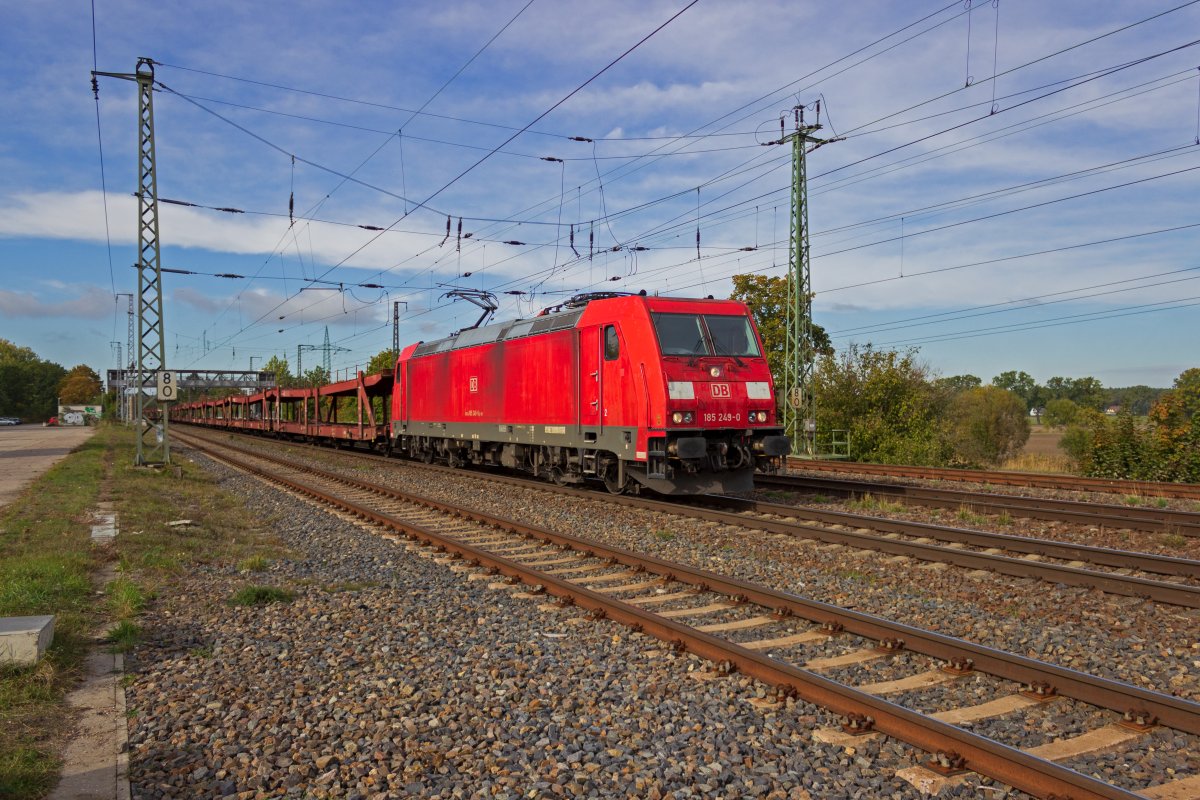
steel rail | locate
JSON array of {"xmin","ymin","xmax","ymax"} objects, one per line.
[
  {"xmin": 178, "ymin": 427, "xmax": 1200, "ymax": 605},
  {"xmin": 178, "ymin": 432, "xmax": 1159, "ymax": 800},
  {"xmin": 177, "ymin": 431, "xmax": 1200, "ymax": 737},
  {"xmin": 758, "ymin": 473, "xmax": 1200, "ymax": 537},
  {"xmin": 696, "ymin": 493, "xmax": 1200, "ymax": 579},
  {"xmin": 790, "ymin": 458, "xmax": 1200, "ymax": 500}
]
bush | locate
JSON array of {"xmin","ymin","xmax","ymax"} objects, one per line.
[
  {"xmin": 812, "ymin": 344, "xmax": 951, "ymax": 465},
  {"xmin": 945, "ymin": 387, "xmax": 1030, "ymax": 467}
]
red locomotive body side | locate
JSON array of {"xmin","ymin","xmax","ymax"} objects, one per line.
[
  {"xmin": 171, "ymin": 292, "xmax": 790, "ymax": 495},
  {"xmin": 391, "ymin": 293, "xmax": 789, "ymax": 494}
]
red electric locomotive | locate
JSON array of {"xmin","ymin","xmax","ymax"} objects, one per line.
[{"xmin": 392, "ymin": 291, "xmax": 790, "ymax": 494}]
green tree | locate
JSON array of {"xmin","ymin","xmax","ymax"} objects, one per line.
[
  {"xmin": 945, "ymin": 386, "xmax": 1030, "ymax": 466},
  {"xmin": 302, "ymin": 366, "xmax": 330, "ymax": 387},
  {"xmin": 1172, "ymin": 368, "xmax": 1200, "ymax": 414},
  {"xmin": 991, "ymin": 370, "xmax": 1044, "ymax": 410},
  {"xmin": 0, "ymin": 339, "xmax": 66, "ymax": 419},
  {"xmin": 1044, "ymin": 376, "xmax": 1108, "ymax": 410},
  {"xmin": 730, "ymin": 274, "xmax": 831, "ymax": 396},
  {"xmin": 262, "ymin": 355, "xmax": 295, "ymax": 389},
  {"xmin": 1043, "ymin": 398, "xmax": 1080, "ymax": 428},
  {"xmin": 366, "ymin": 349, "xmax": 398, "ymax": 375},
  {"xmin": 1106, "ymin": 385, "xmax": 1163, "ymax": 416},
  {"xmin": 812, "ymin": 344, "xmax": 951, "ymax": 465},
  {"xmin": 935, "ymin": 374, "xmax": 982, "ymax": 393}
]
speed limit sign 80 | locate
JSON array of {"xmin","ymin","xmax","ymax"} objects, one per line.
[{"xmin": 156, "ymin": 370, "xmax": 177, "ymax": 402}]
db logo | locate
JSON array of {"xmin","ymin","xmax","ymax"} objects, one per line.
[
  {"xmin": 710, "ymin": 383, "xmax": 731, "ymax": 398},
  {"xmin": 469, "ymin": 376, "xmax": 479, "ymax": 393}
]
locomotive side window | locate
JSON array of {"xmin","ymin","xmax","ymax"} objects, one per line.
[
  {"xmin": 604, "ymin": 325, "xmax": 620, "ymax": 360},
  {"xmin": 651, "ymin": 313, "xmax": 708, "ymax": 356},
  {"xmin": 704, "ymin": 315, "xmax": 761, "ymax": 357}
]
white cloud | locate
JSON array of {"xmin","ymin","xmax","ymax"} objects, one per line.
[{"xmin": 0, "ymin": 286, "xmax": 113, "ymax": 320}]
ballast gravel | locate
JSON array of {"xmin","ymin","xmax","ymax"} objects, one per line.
[
  {"xmin": 130, "ymin": 450, "xmax": 1008, "ymax": 799},
  {"xmin": 128, "ymin": 434, "xmax": 1200, "ymax": 798}
]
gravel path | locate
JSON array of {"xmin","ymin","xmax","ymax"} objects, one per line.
[{"xmin": 129, "ymin": 434, "xmax": 1200, "ymax": 798}]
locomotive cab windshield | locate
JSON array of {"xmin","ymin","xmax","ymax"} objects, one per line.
[{"xmin": 650, "ymin": 312, "xmax": 762, "ymax": 358}]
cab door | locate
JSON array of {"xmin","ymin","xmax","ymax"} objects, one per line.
[
  {"xmin": 578, "ymin": 327, "xmax": 601, "ymax": 430},
  {"xmin": 600, "ymin": 324, "xmax": 627, "ymax": 428}
]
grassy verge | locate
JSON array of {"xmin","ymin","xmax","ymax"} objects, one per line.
[
  {"xmin": 0, "ymin": 426, "xmax": 111, "ymax": 797},
  {"xmin": 0, "ymin": 424, "xmax": 288, "ymax": 798}
]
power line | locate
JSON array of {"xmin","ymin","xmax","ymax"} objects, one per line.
[
  {"xmin": 89, "ymin": 0, "xmax": 116, "ymax": 297},
  {"xmin": 189, "ymin": 0, "xmax": 700, "ymax": 365},
  {"xmin": 830, "ymin": 267, "xmax": 1200, "ymax": 337},
  {"xmin": 872, "ymin": 294, "xmax": 1200, "ymax": 348}
]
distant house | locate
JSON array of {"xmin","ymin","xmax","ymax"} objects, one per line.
[
  {"xmin": 1029, "ymin": 407, "xmax": 1045, "ymax": 418},
  {"xmin": 1104, "ymin": 404, "xmax": 1121, "ymax": 416}
]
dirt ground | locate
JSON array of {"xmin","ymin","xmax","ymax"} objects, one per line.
[
  {"xmin": 1022, "ymin": 427, "xmax": 1064, "ymax": 455},
  {"xmin": 0, "ymin": 424, "xmax": 96, "ymax": 509}
]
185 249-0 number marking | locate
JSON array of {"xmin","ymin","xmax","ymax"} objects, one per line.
[{"xmin": 703, "ymin": 412, "xmax": 741, "ymax": 423}]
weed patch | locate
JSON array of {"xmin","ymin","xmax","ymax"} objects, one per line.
[
  {"xmin": 105, "ymin": 577, "xmax": 149, "ymax": 619},
  {"xmin": 229, "ymin": 586, "xmax": 295, "ymax": 606},
  {"xmin": 238, "ymin": 554, "xmax": 270, "ymax": 572},
  {"xmin": 1160, "ymin": 533, "xmax": 1188, "ymax": 549},
  {"xmin": 104, "ymin": 620, "xmax": 140, "ymax": 653}
]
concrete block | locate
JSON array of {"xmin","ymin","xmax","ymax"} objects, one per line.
[{"xmin": 0, "ymin": 615, "xmax": 55, "ymax": 666}]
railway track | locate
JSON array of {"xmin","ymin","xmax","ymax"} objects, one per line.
[
  {"xmin": 757, "ymin": 473, "xmax": 1200, "ymax": 537},
  {"xmin": 177, "ymin": 426, "xmax": 1200, "ymax": 608},
  {"xmin": 176, "ymin": 430, "xmax": 1200, "ymax": 800},
  {"xmin": 790, "ymin": 459, "xmax": 1200, "ymax": 501}
]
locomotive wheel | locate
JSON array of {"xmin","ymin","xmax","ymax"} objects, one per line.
[
  {"xmin": 421, "ymin": 449, "xmax": 434, "ymax": 464},
  {"xmin": 549, "ymin": 466, "xmax": 568, "ymax": 486},
  {"xmin": 602, "ymin": 465, "xmax": 629, "ymax": 494}
]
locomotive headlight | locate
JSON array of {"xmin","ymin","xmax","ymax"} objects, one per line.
[
  {"xmin": 684, "ymin": 411, "xmax": 694, "ymax": 423},
  {"xmin": 752, "ymin": 411, "xmax": 768, "ymax": 423},
  {"xmin": 709, "ymin": 366, "xmax": 722, "ymax": 378},
  {"xmin": 673, "ymin": 411, "xmax": 694, "ymax": 424},
  {"xmin": 672, "ymin": 412, "xmax": 684, "ymax": 424}
]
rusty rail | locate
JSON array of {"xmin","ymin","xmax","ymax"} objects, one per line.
[
  {"xmin": 177, "ymin": 431, "xmax": 1200, "ymax": 734},
  {"xmin": 789, "ymin": 458, "xmax": 1200, "ymax": 501},
  {"xmin": 758, "ymin": 473, "xmax": 1200, "ymax": 537},
  {"xmin": 176, "ymin": 431, "xmax": 1168, "ymax": 800}
]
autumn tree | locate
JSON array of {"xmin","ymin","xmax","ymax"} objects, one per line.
[
  {"xmin": 57, "ymin": 364, "xmax": 102, "ymax": 404},
  {"xmin": 730, "ymin": 274, "xmax": 831, "ymax": 397}
]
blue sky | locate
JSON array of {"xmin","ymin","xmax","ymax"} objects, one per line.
[{"xmin": 1, "ymin": 0, "xmax": 1197, "ymax": 388}]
